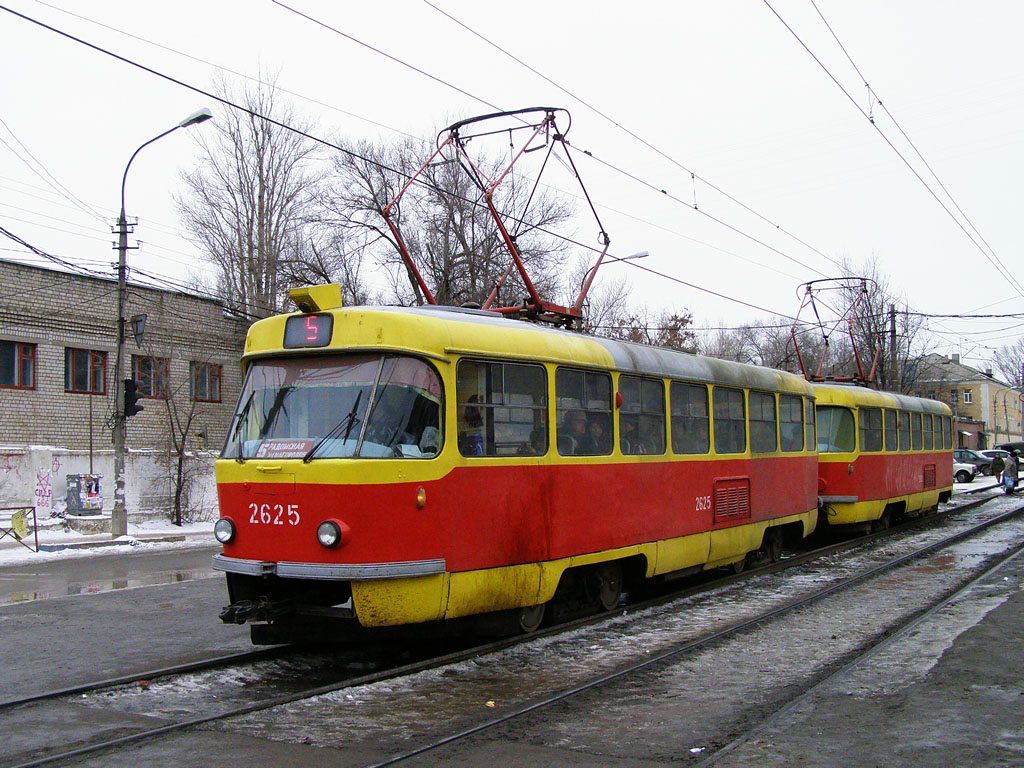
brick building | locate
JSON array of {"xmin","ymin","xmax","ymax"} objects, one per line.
[{"xmin": 0, "ymin": 258, "xmax": 248, "ymax": 517}]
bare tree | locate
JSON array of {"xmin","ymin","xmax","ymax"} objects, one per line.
[
  {"xmin": 992, "ymin": 338, "xmax": 1024, "ymax": 388},
  {"xmin": 320, "ymin": 136, "xmax": 573, "ymax": 307},
  {"xmin": 602, "ymin": 307, "xmax": 698, "ymax": 352},
  {"xmin": 177, "ymin": 75, "xmax": 324, "ymax": 319}
]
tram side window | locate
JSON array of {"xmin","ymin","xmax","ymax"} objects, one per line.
[
  {"xmin": 817, "ymin": 405, "xmax": 855, "ymax": 453},
  {"xmin": 922, "ymin": 414, "xmax": 934, "ymax": 450},
  {"xmin": 713, "ymin": 387, "xmax": 746, "ymax": 454},
  {"xmin": 670, "ymin": 382, "xmax": 709, "ymax": 454},
  {"xmin": 884, "ymin": 409, "xmax": 898, "ymax": 452},
  {"xmin": 912, "ymin": 412, "xmax": 923, "ymax": 450},
  {"xmin": 619, "ymin": 375, "xmax": 666, "ymax": 455},
  {"xmin": 805, "ymin": 398, "xmax": 816, "ymax": 453},
  {"xmin": 898, "ymin": 411, "xmax": 911, "ymax": 451},
  {"xmin": 859, "ymin": 407, "xmax": 883, "ymax": 452},
  {"xmin": 456, "ymin": 359, "xmax": 547, "ymax": 457},
  {"xmin": 749, "ymin": 392, "xmax": 778, "ymax": 453},
  {"xmin": 555, "ymin": 368, "xmax": 612, "ymax": 456},
  {"xmin": 779, "ymin": 395, "xmax": 803, "ymax": 452},
  {"xmin": 943, "ymin": 415, "xmax": 953, "ymax": 449}
]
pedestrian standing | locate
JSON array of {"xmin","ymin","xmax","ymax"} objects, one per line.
[{"xmin": 1004, "ymin": 451, "xmax": 1019, "ymax": 494}]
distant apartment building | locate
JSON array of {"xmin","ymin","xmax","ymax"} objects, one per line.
[{"xmin": 912, "ymin": 352, "xmax": 1023, "ymax": 450}]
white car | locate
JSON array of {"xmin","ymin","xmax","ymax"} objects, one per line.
[{"xmin": 954, "ymin": 461, "xmax": 977, "ymax": 484}]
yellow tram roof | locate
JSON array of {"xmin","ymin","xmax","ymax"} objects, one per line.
[
  {"xmin": 244, "ymin": 305, "xmax": 816, "ymax": 396},
  {"xmin": 813, "ymin": 381, "xmax": 951, "ymax": 416}
]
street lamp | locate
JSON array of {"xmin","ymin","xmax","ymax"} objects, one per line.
[{"xmin": 111, "ymin": 107, "xmax": 213, "ymax": 539}]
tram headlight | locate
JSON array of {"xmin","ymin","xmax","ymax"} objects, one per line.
[
  {"xmin": 317, "ymin": 520, "xmax": 343, "ymax": 548},
  {"xmin": 214, "ymin": 518, "xmax": 236, "ymax": 544}
]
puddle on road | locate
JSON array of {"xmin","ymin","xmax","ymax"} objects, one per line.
[{"xmin": 0, "ymin": 565, "xmax": 218, "ymax": 606}]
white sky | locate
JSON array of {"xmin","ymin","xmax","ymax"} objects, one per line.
[{"xmin": 1, "ymin": 1, "xmax": 1022, "ymax": 370}]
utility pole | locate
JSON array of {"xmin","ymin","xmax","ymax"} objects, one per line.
[
  {"xmin": 889, "ymin": 304, "xmax": 897, "ymax": 391},
  {"xmin": 111, "ymin": 108, "xmax": 213, "ymax": 539}
]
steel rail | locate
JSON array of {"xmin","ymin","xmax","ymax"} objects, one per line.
[{"xmin": 695, "ymin": 538, "xmax": 1024, "ymax": 767}]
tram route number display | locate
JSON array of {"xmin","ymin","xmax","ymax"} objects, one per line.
[{"xmin": 249, "ymin": 502, "xmax": 300, "ymax": 526}]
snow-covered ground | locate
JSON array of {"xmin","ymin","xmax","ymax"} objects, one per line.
[{"xmin": 0, "ymin": 514, "xmax": 216, "ymax": 567}]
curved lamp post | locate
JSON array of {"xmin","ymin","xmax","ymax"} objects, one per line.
[{"xmin": 111, "ymin": 107, "xmax": 213, "ymax": 538}]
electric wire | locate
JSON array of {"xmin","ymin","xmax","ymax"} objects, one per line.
[
  {"xmin": 421, "ymin": 0, "xmax": 847, "ymax": 275},
  {"xmin": 763, "ymin": 0, "xmax": 1024, "ymax": 300}
]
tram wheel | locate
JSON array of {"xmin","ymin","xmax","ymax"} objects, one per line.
[
  {"xmin": 515, "ymin": 603, "xmax": 546, "ymax": 633},
  {"xmin": 586, "ymin": 562, "xmax": 623, "ymax": 612},
  {"xmin": 870, "ymin": 512, "xmax": 890, "ymax": 532}
]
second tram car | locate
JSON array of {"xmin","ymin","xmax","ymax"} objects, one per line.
[
  {"xmin": 815, "ymin": 383, "xmax": 954, "ymax": 531},
  {"xmin": 213, "ymin": 289, "xmax": 821, "ymax": 642}
]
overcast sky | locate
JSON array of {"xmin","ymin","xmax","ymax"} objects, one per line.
[{"xmin": 2, "ymin": 1, "xmax": 1022, "ymax": 370}]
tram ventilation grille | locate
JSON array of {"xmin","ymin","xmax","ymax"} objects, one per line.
[
  {"xmin": 714, "ymin": 477, "xmax": 751, "ymax": 521},
  {"xmin": 923, "ymin": 464, "xmax": 936, "ymax": 488}
]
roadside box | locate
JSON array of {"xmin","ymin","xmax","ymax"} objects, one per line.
[{"xmin": 66, "ymin": 474, "xmax": 103, "ymax": 515}]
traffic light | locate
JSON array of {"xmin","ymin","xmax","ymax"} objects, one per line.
[{"xmin": 124, "ymin": 378, "xmax": 145, "ymax": 418}]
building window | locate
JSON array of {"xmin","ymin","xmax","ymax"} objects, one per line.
[
  {"xmin": 65, "ymin": 348, "xmax": 107, "ymax": 394},
  {"xmin": 191, "ymin": 362, "xmax": 222, "ymax": 403},
  {"xmin": 963, "ymin": 390, "xmax": 973, "ymax": 404},
  {"xmin": 0, "ymin": 341, "xmax": 35, "ymax": 389},
  {"xmin": 133, "ymin": 355, "xmax": 168, "ymax": 398},
  {"xmin": 950, "ymin": 390, "xmax": 959, "ymax": 405}
]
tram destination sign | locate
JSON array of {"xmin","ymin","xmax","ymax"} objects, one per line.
[{"xmin": 284, "ymin": 313, "xmax": 333, "ymax": 348}]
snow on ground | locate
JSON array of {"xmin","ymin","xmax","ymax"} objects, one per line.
[{"xmin": 0, "ymin": 514, "xmax": 216, "ymax": 568}]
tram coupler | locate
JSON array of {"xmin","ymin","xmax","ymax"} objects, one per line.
[{"xmin": 219, "ymin": 598, "xmax": 295, "ymax": 624}]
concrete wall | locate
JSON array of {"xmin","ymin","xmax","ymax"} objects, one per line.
[{"xmin": 0, "ymin": 444, "xmax": 219, "ymax": 522}]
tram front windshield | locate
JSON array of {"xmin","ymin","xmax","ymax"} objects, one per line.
[{"xmin": 222, "ymin": 353, "xmax": 443, "ymax": 460}]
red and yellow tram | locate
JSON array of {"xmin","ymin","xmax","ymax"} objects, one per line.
[
  {"xmin": 815, "ymin": 383, "xmax": 954, "ymax": 531},
  {"xmin": 213, "ymin": 286, "xmax": 820, "ymax": 642}
]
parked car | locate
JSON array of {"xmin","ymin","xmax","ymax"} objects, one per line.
[
  {"xmin": 954, "ymin": 461, "xmax": 978, "ymax": 484},
  {"xmin": 953, "ymin": 448, "xmax": 992, "ymax": 475},
  {"xmin": 980, "ymin": 449, "xmax": 1011, "ymax": 461},
  {"xmin": 996, "ymin": 441, "xmax": 1024, "ymax": 454}
]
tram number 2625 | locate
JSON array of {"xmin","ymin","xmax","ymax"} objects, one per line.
[{"xmin": 248, "ymin": 503, "xmax": 300, "ymax": 526}]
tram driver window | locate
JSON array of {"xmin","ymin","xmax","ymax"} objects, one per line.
[
  {"xmin": 817, "ymin": 406, "xmax": 855, "ymax": 453},
  {"xmin": 555, "ymin": 368, "xmax": 612, "ymax": 456},
  {"xmin": 456, "ymin": 359, "xmax": 547, "ymax": 457}
]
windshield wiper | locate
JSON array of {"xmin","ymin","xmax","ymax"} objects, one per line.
[
  {"xmin": 304, "ymin": 391, "xmax": 363, "ymax": 462},
  {"xmin": 230, "ymin": 391, "xmax": 255, "ymax": 463}
]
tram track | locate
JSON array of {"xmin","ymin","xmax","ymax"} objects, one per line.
[
  {"xmin": 2, "ymin": 490, "xmax": 1016, "ymax": 768},
  {"xmin": 693, "ymin": 539, "xmax": 1024, "ymax": 767}
]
